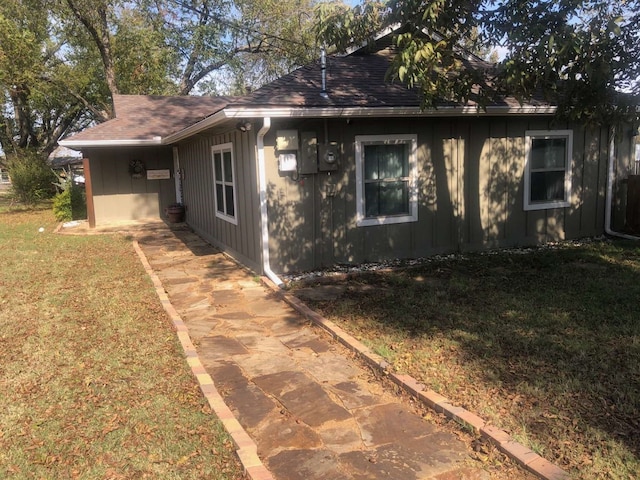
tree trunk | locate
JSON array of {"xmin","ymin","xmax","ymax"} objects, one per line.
[{"xmin": 65, "ymin": 0, "xmax": 118, "ymax": 116}]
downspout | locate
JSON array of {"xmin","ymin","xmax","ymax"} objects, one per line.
[
  {"xmin": 172, "ymin": 147, "xmax": 183, "ymax": 204},
  {"xmin": 257, "ymin": 117, "xmax": 285, "ymax": 287},
  {"xmin": 605, "ymin": 125, "xmax": 640, "ymax": 240}
]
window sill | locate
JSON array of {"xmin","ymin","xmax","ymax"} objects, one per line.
[
  {"xmin": 215, "ymin": 212, "xmax": 238, "ymax": 225},
  {"xmin": 357, "ymin": 214, "xmax": 418, "ymax": 227},
  {"xmin": 523, "ymin": 201, "xmax": 570, "ymax": 211}
]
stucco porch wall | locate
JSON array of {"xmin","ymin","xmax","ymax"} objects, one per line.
[{"xmin": 85, "ymin": 146, "xmax": 176, "ymax": 225}]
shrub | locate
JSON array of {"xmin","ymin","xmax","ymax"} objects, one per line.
[
  {"xmin": 52, "ymin": 168, "xmax": 86, "ymax": 221},
  {"xmin": 53, "ymin": 188, "xmax": 72, "ymax": 221},
  {"xmin": 7, "ymin": 151, "xmax": 56, "ymax": 204}
]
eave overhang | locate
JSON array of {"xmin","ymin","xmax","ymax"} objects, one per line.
[
  {"xmin": 59, "ymin": 137, "xmax": 163, "ymax": 149},
  {"xmin": 61, "ymin": 105, "xmax": 558, "ymax": 149},
  {"xmin": 165, "ymin": 104, "xmax": 557, "ymax": 143}
]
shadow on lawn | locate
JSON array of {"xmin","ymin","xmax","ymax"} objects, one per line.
[{"xmin": 305, "ymin": 243, "xmax": 640, "ymax": 469}]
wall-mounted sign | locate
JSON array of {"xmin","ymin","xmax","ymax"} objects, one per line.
[{"xmin": 146, "ymin": 169, "xmax": 171, "ymax": 180}]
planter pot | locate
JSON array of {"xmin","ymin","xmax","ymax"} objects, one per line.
[{"xmin": 165, "ymin": 204, "xmax": 185, "ymax": 223}]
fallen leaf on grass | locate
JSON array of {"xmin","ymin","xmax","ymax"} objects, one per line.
[{"xmin": 176, "ymin": 451, "xmax": 199, "ymax": 466}]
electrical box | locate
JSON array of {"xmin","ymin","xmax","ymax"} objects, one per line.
[
  {"xmin": 299, "ymin": 132, "xmax": 318, "ymax": 174},
  {"xmin": 318, "ymin": 142, "xmax": 339, "ymax": 171},
  {"xmin": 278, "ymin": 152, "xmax": 298, "ymax": 172},
  {"xmin": 276, "ymin": 130, "xmax": 299, "ymax": 151},
  {"xmin": 276, "ymin": 130, "xmax": 300, "ymax": 174}
]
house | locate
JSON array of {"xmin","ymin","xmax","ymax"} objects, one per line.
[
  {"xmin": 48, "ymin": 146, "xmax": 85, "ymax": 183},
  {"xmin": 59, "ymin": 28, "xmax": 638, "ymax": 283}
]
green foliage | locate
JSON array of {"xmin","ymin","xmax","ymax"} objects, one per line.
[
  {"xmin": 0, "ymin": 0, "xmax": 97, "ymax": 158},
  {"xmin": 315, "ymin": 1, "xmax": 387, "ymax": 53},
  {"xmin": 1, "ymin": 0, "xmax": 322, "ymax": 159},
  {"xmin": 52, "ymin": 186, "xmax": 86, "ymax": 221},
  {"xmin": 7, "ymin": 151, "xmax": 56, "ymax": 204},
  {"xmin": 316, "ymin": 0, "xmax": 640, "ymax": 126},
  {"xmin": 112, "ymin": 9, "xmax": 179, "ymax": 95},
  {"xmin": 52, "ymin": 168, "xmax": 86, "ymax": 221},
  {"xmin": 52, "ymin": 188, "xmax": 73, "ymax": 221},
  {"xmin": 230, "ymin": 0, "xmax": 320, "ymax": 90}
]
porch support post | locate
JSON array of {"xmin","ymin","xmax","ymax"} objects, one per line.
[{"xmin": 82, "ymin": 157, "xmax": 96, "ymax": 228}]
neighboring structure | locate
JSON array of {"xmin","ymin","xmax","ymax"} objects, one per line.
[
  {"xmin": 60, "ymin": 28, "xmax": 638, "ymax": 281},
  {"xmin": 48, "ymin": 146, "xmax": 84, "ymax": 182}
]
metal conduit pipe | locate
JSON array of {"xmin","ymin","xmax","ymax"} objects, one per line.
[{"xmin": 256, "ymin": 117, "xmax": 285, "ymax": 287}]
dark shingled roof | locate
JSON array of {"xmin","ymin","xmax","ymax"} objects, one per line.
[
  {"xmin": 63, "ymin": 95, "xmax": 231, "ymax": 144},
  {"xmin": 237, "ymin": 49, "xmax": 423, "ymax": 108},
  {"xmin": 61, "ymin": 30, "xmax": 552, "ymax": 146},
  {"xmin": 234, "ymin": 42, "xmax": 541, "ymax": 109}
]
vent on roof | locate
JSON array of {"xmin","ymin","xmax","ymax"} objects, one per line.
[{"xmin": 320, "ymin": 47, "xmax": 329, "ymax": 99}]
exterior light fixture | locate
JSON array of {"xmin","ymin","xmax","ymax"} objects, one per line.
[{"xmin": 237, "ymin": 121, "xmax": 252, "ymax": 132}]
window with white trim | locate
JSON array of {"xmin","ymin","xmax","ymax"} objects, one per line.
[
  {"xmin": 524, "ymin": 130, "xmax": 573, "ymax": 211},
  {"xmin": 355, "ymin": 134, "xmax": 418, "ymax": 226},
  {"xmin": 212, "ymin": 143, "xmax": 238, "ymax": 224}
]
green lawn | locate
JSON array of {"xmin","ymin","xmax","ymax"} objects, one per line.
[
  {"xmin": 0, "ymin": 198, "xmax": 242, "ymax": 479},
  {"xmin": 291, "ymin": 240, "xmax": 640, "ymax": 480}
]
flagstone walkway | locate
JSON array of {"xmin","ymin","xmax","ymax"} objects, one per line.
[{"xmin": 131, "ymin": 226, "xmax": 496, "ymax": 480}]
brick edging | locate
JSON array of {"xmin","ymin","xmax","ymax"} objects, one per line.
[
  {"xmin": 132, "ymin": 240, "xmax": 274, "ymax": 480},
  {"xmin": 261, "ymin": 276, "xmax": 570, "ymax": 480}
]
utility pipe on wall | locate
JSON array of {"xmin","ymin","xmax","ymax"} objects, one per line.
[
  {"xmin": 257, "ymin": 117, "xmax": 285, "ymax": 287},
  {"xmin": 172, "ymin": 147, "xmax": 183, "ymax": 204},
  {"xmin": 320, "ymin": 47, "xmax": 329, "ymax": 99},
  {"xmin": 605, "ymin": 126, "xmax": 640, "ymax": 240}
]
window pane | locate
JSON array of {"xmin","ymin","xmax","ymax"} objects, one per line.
[
  {"xmin": 214, "ymin": 153, "xmax": 222, "ymax": 180},
  {"xmin": 223, "ymin": 151, "xmax": 233, "ymax": 183},
  {"xmin": 364, "ymin": 183, "xmax": 379, "ymax": 217},
  {"xmin": 364, "ymin": 181, "xmax": 409, "ymax": 217},
  {"xmin": 531, "ymin": 138, "xmax": 566, "ymax": 170},
  {"xmin": 378, "ymin": 145, "xmax": 406, "ymax": 178},
  {"xmin": 364, "ymin": 144, "xmax": 406, "ymax": 180},
  {"xmin": 215, "ymin": 184, "xmax": 224, "ymax": 212},
  {"xmin": 379, "ymin": 181, "xmax": 409, "ymax": 215},
  {"xmin": 530, "ymin": 171, "xmax": 565, "ymax": 202},
  {"xmin": 225, "ymin": 185, "xmax": 234, "ymax": 216},
  {"xmin": 364, "ymin": 145, "xmax": 380, "ymax": 180}
]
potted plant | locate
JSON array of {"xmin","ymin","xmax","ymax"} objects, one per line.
[{"xmin": 165, "ymin": 203, "xmax": 185, "ymax": 223}]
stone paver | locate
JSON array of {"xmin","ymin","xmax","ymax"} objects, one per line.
[
  {"xmin": 57, "ymin": 220, "xmax": 569, "ymax": 480},
  {"xmin": 134, "ymin": 227, "xmax": 491, "ymax": 480}
]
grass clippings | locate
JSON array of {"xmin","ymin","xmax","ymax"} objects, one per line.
[
  {"xmin": 0, "ymin": 199, "xmax": 242, "ymax": 479},
  {"xmin": 291, "ymin": 241, "xmax": 640, "ymax": 480}
]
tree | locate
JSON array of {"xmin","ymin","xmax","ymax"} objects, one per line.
[
  {"xmin": 0, "ymin": 0, "xmax": 97, "ymax": 159},
  {"xmin": 63, "ymin": 0, "xmax": 121, "ymax": 99},
  {"xmin": 316, "ymin": 0, "xmax": 640, "ymax": 126},
  {"xmin": 229, "ymin": 0, "xmax": 319, "ymax": 92},
  {"xmin": 0, "ymin": 0, "xmax": 318, "ymax": 163},
  {"xmin": 62, "ymin": 0, "xmax": 320, "ymax": 98}
]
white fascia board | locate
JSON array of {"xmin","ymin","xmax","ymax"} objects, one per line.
[
  {"xmin": 222, "ymin": 105, "xmax": 557, "ymax": 118},
  {"xmin": 59, "ymin": 137, "xmax": 162, "ymax": 149}
]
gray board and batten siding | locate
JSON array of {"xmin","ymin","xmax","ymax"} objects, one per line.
[
  {"xmin": 84, "ymin": 146, "xmax": 176, "ymax": 224},
  {"xmin": 256, "ymin": 116, "xmax": 630, "ymax": 274},
  {"xmin": 95, "ymin": 115, "xmax": 631, "ymax": 276},
  {"xmin": 178, "ymin": 128, "xmax": 263, "ymax": 273}
]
